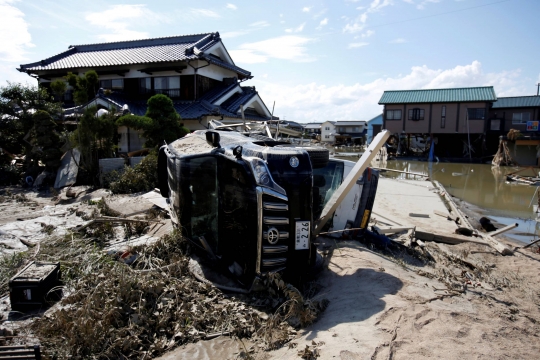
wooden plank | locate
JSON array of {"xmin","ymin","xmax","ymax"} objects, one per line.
[
  {"xmin": 433, "ymin": 181, "xmax": 474, "ymax": 229},
  {"xmin": 372, "ymin": 167, "xmax": 429, "ymax": 177},
  {"xmin": 433, "ymin": 209, "xmax": 457, "ymax": 221},
  {"xmin": 415, "ymin": 230, "xmax": 490, "ymax": 246},
  {"xmin": 515, "ymin": 139, "xmax": 540, "ymax": 146},
  {"xmin": 481, "ymin": 234, "xmax": 514, "ymax": 255},
  {"xmin": 314, "ymin": 130, "xmax": 390, "ymax": 235},
  {"xmin": 372, "ymin": 226, "xmax": 414, "ymax": 234},
  {"xmin": 409, "ymin": 213, "xmax": 429, "ymax": 218},
  {"xmin": 489, "ymin": 223, "xmax": 518, "ymax": 237}
]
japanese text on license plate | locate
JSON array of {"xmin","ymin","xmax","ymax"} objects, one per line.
[{"xmin": 295, "ymin": 221, "xmax": 310, "ymax": 250}]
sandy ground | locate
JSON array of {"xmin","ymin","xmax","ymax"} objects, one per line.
[
  {"xmin": 2, "ymin": 178, "xmax": 540, "ymax": 359},
  {"xmin": 159, "ymin": 177, "xmax": 540, "ymax": 360}
]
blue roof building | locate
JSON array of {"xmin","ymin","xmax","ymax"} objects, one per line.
[{"xmin": 366, "ymin": 113, "xmax": 383, "ymax": 144}]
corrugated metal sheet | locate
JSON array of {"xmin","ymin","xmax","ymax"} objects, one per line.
[
  {"xmin": 492, "ymin": 96, "xmax": 540, "ymax": 109},
  {"xmin": 378, "ymin": 87, "xmax": 497, "ymax": 104}
]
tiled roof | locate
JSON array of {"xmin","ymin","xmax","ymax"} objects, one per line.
[
  {"xmin": 18, "ymin": 32, "xmax": 251, "ymax": 78},
  {"xmin": 334, "ymin": 121, "xmax": 366, "ymax": 126},
  {"xmin": 220, "ymin": 87, "xmax": 258, "ymax": 113},
  {"xmin": 492, "ymin": 96, "xmax": 540, "ymax": 109},
  {"xmin": 379, "ymin": 87, "xmax": 497, "ymax": 104},
  {"xmin": 83, "ymin": 89, "xmax": 270, "ymax": 122}
]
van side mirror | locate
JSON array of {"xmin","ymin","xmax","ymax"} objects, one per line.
[{"xmin": 206, "ymin": 131, "xmax": 221, "ymax": 148}]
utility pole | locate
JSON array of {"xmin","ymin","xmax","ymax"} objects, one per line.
[{"xmin": 537, "ymin": 83, "xmax": 540, "ymax": 96}]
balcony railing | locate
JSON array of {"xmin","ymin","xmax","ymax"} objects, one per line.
[{"xmin": 140, "ymin": 88, "xmax": 181, "ymax": 98}]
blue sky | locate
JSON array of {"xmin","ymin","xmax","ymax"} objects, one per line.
[{"xmin": 0, "ymin": 0, "xmax": 538, "ymax": 122}]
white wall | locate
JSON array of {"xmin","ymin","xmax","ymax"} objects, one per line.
[{"xmin": 321, "ymin": 121, "xmax": 335, "ymax": 143}]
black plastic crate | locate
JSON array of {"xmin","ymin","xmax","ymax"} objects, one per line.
[{"xmin": 9, "ymin": 262, "xmax": 62, "ymax": 312}]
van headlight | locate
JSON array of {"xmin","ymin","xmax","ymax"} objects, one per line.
[{"xmin": 245, "ymin": 157, "xmax": 286, "ymax": 195}]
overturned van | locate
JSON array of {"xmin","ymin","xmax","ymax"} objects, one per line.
[{"xmin": 158, "ymin": 130, "xmax": 384, "ymax": 287}]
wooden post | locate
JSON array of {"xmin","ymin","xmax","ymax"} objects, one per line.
[{"xmin": 314, "ymin": 130, "xmax": 390, "ymax": 235}]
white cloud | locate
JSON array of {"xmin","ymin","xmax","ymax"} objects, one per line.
[
  {"xmin": 190, "ymin": 8, "xmax": 221, "ymax": 18},
  {"xmin": 417, "ymin": 0, "xmax": 440, "ymax": 10},
  {"xmin": 302, "ymin": 7, "xmax": 311, "ymax": 12},
  {"xmin": 390, "ymin": 38, "xmax": 406, "ymax": 43},
  {"xmin": 343, "ymin": 0, "xmax": 393, "ymax": 34},
  {"xmin": 362, "ymin": 30, "xmax": 375, "ymax": 38},
  {"xmin": 316, "ymin": 18, "xmax": 328, "ymax": 30},
  {"xmin": 221, "ymin": 30, "xmax": 249, "ymax": 39},
  {"xmin": 254, "ymin": 61, "xmax": 529, "ymax": 121},
  {"xmin": 285, "ymin": 23, "xmax": 305, "ymax": 33},
  {"xmin": 86, "ymin": 5, "xmax": 168, "ymax": 42},
  {"xmin": 403, "ymin": 0, "xmax": 441, "ymax": 10},
  {"xmin": 312, "ymin": 9, "xmax": 327, "ymax": 19},
  {"xmin": 230, "ymin": 36, "xmax": 316, "ymax": 64},
  {"xmin": 226, "ymin": 3, "xmax": 237, "ymax": 10},
  {"xmin": 222, "ymin": 21, "xmax": 270, "ymax": 39},
  {"xmin": 0, "ymin": 0, "xmax": 34, "ymax": 61},
  {"xmin": 348, "ymin": 42, "xmax": 369, "ymax": 48},
  {"xmin": 250, "ymin": 21, "xmax": 270, "ymax": 28}
]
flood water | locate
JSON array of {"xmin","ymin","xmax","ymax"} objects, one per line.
[{"xmin": 338, "ymin": 153, "xmax": 540, "ymax": 244}]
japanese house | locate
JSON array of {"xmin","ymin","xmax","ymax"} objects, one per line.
[
  {"xmin": 379, "ymin": 87, "xmax": 497, "ymax": 158},
  {"xmin": 17, "ymin": 32, "xmax": 276, "ymax": 152}
]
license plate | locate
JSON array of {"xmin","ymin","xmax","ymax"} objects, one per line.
[{"xmin": 295, "ymin": 221, "xmax": 310, "ymax": 250}]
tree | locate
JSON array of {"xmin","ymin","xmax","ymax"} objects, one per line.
[
  {"xmin": 33, "ymin": 110, "xmax": 62, "ymax": 170},
  {"xmin": 65, "ymin": 70, "xmax": 99, "ymax": 105},
  {"xmin": 0, "ymin": 82, "xmax": 61, "ymax": 156},
  {"xmin": 70, "ymin": 106, "xmax": 117, "ymax": 182},
  {"xmin": 50, "ymin": 79, "xmax": 67, "ymax": 102},
  {"xmin": 116, "ymin": 94, "xmax": 188, "ymax": 148}
]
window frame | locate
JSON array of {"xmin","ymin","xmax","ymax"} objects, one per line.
[
  {"xmin": 441, "ymin": 105, "xmax": 446, "ymax": 128},
  {"xmin": 512, "ymin": 112, "xmax": 531, "ymax": 124},
  {"xmin": 467, "ymin": 108, "xmax": 486, "ymax": 120},
  {"xmin": 386, "ymin": 109, "xmax": 402, "ymax": 120},
  {"xmin": 408, "ymin": 108, "xmax": 425, "ymax": 121}
]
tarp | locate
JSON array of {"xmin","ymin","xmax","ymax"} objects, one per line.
[{"xmin": 54, "ymin": 148, "xmax": 81, "ymax": 189}]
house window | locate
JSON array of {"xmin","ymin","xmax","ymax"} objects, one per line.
[
  {"xmin": 512, "ymin": 112, "xmax": 531, "ymax": 124},
  {"xmin": 490, "ymin": 119, "xmax": 501, "ymax": 131},
  {"xmin": 467, "ymin": 108, "xmax": 485, "ymax": 120},
  {"xmin": 386, "ymin": 109, "xmax": 402, "ymax": 120},
  {"xmin": 325, "ymin": 127, "xmax": 330, "ymax": 130},
  {"xmin": 325, "ymin": 135, "xmax": 329, "ymax": 139},
  {"xmin": 408, "ymin": 108, "xmax": 425, "ymax": 121},
  {"xmin": 441, "ymin": 106, "xmax": 446, "ymax": 128},
  {"xmin": 139, "ymin": 78, "xmax": 151, "ymax": 93},
  {"xmin": 100, "ymin": 79, "xmax": 124, "ymax": 90},
  {"xmin": 139, "ymin": 76, "xmax": 181, "ymax": 97}
]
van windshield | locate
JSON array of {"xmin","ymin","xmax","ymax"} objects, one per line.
[{"xmin": 312, "ymin": 160, "xmax": 344, "ymax": 219}]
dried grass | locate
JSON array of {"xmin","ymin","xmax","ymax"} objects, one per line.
[{"xmin": 0, "ymin": 229, "xmax": 327, "ymax": 359}]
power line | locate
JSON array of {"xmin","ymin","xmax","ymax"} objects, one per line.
[{"xmin": 366, "ymin": 0, "xmax": 511, "ymax": 30}]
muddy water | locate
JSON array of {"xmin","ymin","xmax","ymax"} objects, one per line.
[{"xmin": 342, "ymin": 154, "xmax": 540, "ymax": 243}]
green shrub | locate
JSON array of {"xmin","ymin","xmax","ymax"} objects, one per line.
[{"xmin": 104, "ymin": 152, "xmax": 158, "ymax": 194}]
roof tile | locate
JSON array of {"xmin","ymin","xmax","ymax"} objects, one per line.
[{"xmin": 379, "ymin": 87, "xmax": 497, "ymax": 104}]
